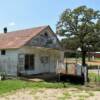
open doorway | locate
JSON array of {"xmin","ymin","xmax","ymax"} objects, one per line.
[{"xmin": 25, "ymin": 54, "xmax": 34, "ymax": 70}]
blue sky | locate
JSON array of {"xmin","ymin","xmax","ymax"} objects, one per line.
[{"xmin": 0, "ymin": 0, "xmax": 99, "ymax": 33}]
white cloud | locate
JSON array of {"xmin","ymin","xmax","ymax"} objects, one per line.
[{"xmin": 9, "ymin": 22, "xmax": 16, "ymax": 26}]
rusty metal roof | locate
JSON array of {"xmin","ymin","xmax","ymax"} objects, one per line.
[{"xmin": 0, "ymin": 25, "xmax": 48, "ymax": 49}]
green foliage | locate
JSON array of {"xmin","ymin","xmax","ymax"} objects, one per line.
[
  {"xmin": 57, "ymin": 5, "xmax": 100, "ymax": 67},
  {"xmin": 61, "ymin": 37, "xmax": 79, "ymax": 50},
  {"xmin": 57, "ymin": 5, "xmax": 100, "ymax": 51},
  {"xmin": 64, "ymin": 52, "xmax": 77, "ymax": 58}
]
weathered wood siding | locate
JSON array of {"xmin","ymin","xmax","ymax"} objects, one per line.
[
  {"xmin": 0, "ymin": 50, "xmax": 18, "ymax": 76},
  {"xmin": 18, "ymin": 46, "xmax": 64, "ymax": 75},
  {"xmin": 0, "ymin": 27, "xmax": 64, "ymax": 76},
  {"xmin": 0, "ymin": 47, "xmax": 64, "ymax": 76},
  {"xmin": 27, "ymin": 27, "xmax": 61, "ymax": 49}
]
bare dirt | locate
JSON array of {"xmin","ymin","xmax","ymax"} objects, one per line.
[
  {"xmin": 0, "ymin": 88, "xmax": 100, "ymax": 100},
  {"xmin": 65, "ymin": 58, "xmax": 100, "ymax": 66}
]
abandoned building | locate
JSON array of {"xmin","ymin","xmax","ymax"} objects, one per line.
[{"xmin": 0, "ymin": 25, "xmax": 64, "ymax": 76}]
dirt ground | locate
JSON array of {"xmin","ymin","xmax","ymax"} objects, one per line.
[
  {"xmin": 65, "ymin": 58, "xmax": 100, "ymax": 66},
  {"xmin": 0, "ymin": 88, "xmax": 100, "ymax": 100}
]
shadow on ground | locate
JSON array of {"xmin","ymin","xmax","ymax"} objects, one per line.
[{"xmin": 19, "ymin": 73, "xmax": 84, "ymax": 85}]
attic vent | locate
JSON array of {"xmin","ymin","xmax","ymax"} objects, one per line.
[{"xmin": 44, "ymin": 32, "xmax": 48, "ymax": 37}]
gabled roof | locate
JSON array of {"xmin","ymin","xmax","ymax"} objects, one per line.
[{"xmin": 0, "ymin": 25, "xmax": 48, "ymax": 49}]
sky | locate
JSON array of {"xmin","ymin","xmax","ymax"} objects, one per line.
[{"xmin": 0, "ymin": 0, "xmax": 99, "ymax": 33}]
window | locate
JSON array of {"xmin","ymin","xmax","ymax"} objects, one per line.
[
  {"xmin": 1, "ymin": 50, "xmax": 6, "ymax": 55},
  {"xmin": 25, "ymin": 54, "xmax": 34, "ymax": 70}
]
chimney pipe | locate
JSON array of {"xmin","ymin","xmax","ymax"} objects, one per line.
[{"xmin": 4, "ymin": 27, "xmax": 7, "ymax": 33}]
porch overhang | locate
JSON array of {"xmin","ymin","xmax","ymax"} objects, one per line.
[{"xmin": 28, "ymin": 46, "xmax": 64, "ymax": 52}]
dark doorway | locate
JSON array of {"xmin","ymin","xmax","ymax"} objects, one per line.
[{"xmin": 25, "ymin": 54, "xmax": 34, "ymax": 70}]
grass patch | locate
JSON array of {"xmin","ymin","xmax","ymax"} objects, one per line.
[
  {"xmin": 58, "ymin": 96, "xmax": 66, "ymax": 100},
  {"xmin": 0, "ymin": 79, "xmax": 81, "ymax": 95},
  {"xmin": 88, "ymin": 92, "xmax": 94, "ymax": 96},
  {"xmin": 88, "ymin": 72, "xmax": 100, "ymax": 82},
  {"xmin": 58, "ymin": 92, "xmax": 71, "ymax": 100},
  {"xmin": 63, "ymin": 92, "xmax": 71, "ymax": 99},
  {"xmin": 0, "ymin": 80, "xmax": 28, "ymax": 95},
  {"xmin": 78, "ymin": 97, "xmax": 85, "ymax": 100},
  {"xmin": 0, "ymin": 78, "xmax": 99, "ymax": 95},
  {"xmin": 77, "ymin": 92, "xmax": 92, "ymax": 100}
]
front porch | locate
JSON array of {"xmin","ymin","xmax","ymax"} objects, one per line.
[{"xmin": 17, "ymin": 46, "xmax": 64, "ymax": 76}]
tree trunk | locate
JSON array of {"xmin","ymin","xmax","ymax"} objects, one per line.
[
  {"xmin": 81, "ymin": 50, "xmax": 88, "ymax": 83},
  {"xmin": 82, "ymin": 51, "xmax": 86, "ymax": 66}
]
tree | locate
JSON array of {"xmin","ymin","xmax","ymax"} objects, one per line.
[
  {"xmin": 56, "ymin": 6, "xmax": 100, "ymax": 81},
  {"xmin": 61, "ymin": 37, "xmax": 79, "ymax": 50}
]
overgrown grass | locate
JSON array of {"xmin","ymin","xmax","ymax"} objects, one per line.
[
  {"xmin": 0, "ymin": 79, "xmax": 81, "ymax": 95},
  {"xmin": 0, "ymin": 80, "xmax": 27, "ymax": 95},
  {"xmin": 88, "ymin": 72, "xmax": 100, "ymax": 82},
  {"xmin": 0, "ymin": 72, "xmax": 100, "ymax": 95}
]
